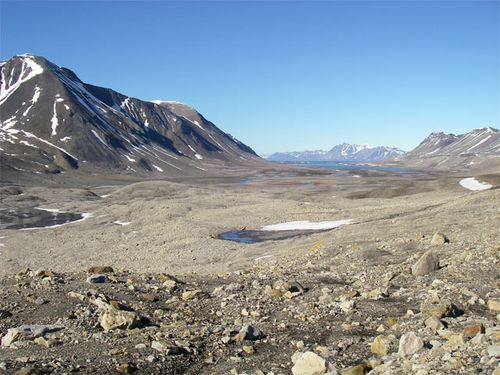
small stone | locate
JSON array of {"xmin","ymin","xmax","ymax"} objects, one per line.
[
  {"xmin": 420, "ymin": 300, "xmax": 463, "ymax": 319},
  {"xmin": 425, "ymin": 316, "xmax": 444, "ymax": 332},
  {"xmin": 371, "ymin": 335, "xmax": 392, "ymax": 356},
  {"xmin": 341, "ymin": 364, "xmax": 371, "ymax": 375},
  {"xmin": 86, "ymin": 274, "xmax": 108, "ymax": 284},
  {"xmin": 242, "ymin": 345, "xmax": 255, "ymax": 354},
  {"xmin": 117, "ymin": 362, "xmax": 136, "ymax": 374},
  {"xmin": 488, "ymin": 345, "xmax": 500, "ymax": 358},
  {"xmin": 235, "ymin": 325, "xmax": 264, "ymax": 342},
  {"xmin": 487, "ymin": 300, "xmax": 500, "ymax": 312},
  {"xmin": 264, "ymin": 285, "xmax": 283, "ymax": 298},
  {"xmin": 181, "ymin": 289, "xmax": 203, "ymax": 301},
  {"xmin": 430, "ymin": 232, "xmax": 448, "ymax": 246},
  {"xmin": 291, "ymin": 351, "xmax": 326, "ymax": 375},
  {"xmin": 442, "ymin": 334, "xmax": 464, "ymax": 351},
  {"xmin": 87, "ymin": 266, "xmax": 114, "ymax": 274},
  {"xmin": 411, "ymin": 250, "xmax": 439, "ymax": 276},
  {"xmin": 14, "ymin": 368, "xmax": 38, "ymax": 375},
  {"xmin": 33, "ymin": 337, "xmax": 54, "ymax": 348},
  {"xmin": 463, "ymin": 323, "xmax": 485, "ymax": 338},
  {"xmin": 398, "ymin": 332, "xmax": 423, "ymax": 357},
  {"xmin": 33, "ymin": 298, "xmax": 47, "ymax": 305}
]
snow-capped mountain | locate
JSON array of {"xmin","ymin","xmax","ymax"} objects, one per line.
[
  {"xmin": 0, "ymin": 54, "xmax": 260, "ymax": 180},
  {"xmin": 399, "ymin": 127, "xmax": 500, "ymax": 170},
  {"xmin": 267, "ymin": 143, "xmax": 404, "ymax": 162},
  {"xmin": 404, "ymin": 128, "xmax": 499, "ymax": 158}
]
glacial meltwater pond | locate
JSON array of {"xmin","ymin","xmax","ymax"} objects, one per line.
[
  {"xmin": 0, "ymin": 208, "xmax": 90, "ymax": 230},
  {"xmin": 218, "ymin": 220, "xmax": 354, "ymax": 244}
]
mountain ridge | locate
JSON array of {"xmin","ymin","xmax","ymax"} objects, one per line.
[
  {"xmin": 267, "ymin": 143, "xmax": 405, "ymax": 162},
  {"xmin": 0, "ymin": 54, "xmax": 261, "ymax": 181}
]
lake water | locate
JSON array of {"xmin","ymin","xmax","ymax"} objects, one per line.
[
  {"xmin": 0, "ymin": 208, "xmax": 86, "ymax": 230},
  {"xmin": 285, "ymin": 161, "xmax": 413, "ymax": 172}
]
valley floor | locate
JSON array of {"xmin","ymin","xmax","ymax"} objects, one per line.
[{"xmin": 0, "ymin": 169, "xmax": 499, "ymax": 374}]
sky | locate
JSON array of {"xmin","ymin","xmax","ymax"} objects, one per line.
[{"xmin": 1, "ymin": 1, "xmax": 499, "ymax": 155}]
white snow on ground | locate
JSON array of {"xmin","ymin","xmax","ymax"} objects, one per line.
[
  {"xmin": 21, "ymin": 213, "xmax": 92, "ymax": 230},
  {"xmin": 50, "ymin": 97, "xmax": 65, "ymax": 136},
  {"xmin": 459, "ymin": 177, "xmax": 493, "ymax": 191},
  {"xmin": 467, "ymin": 135, "xmax": 492, "ymax": 151},
  {"xmin": 124, "ymin": 154, "xmax": 136, "ymax": 162},
  {"xmin": 1, "ymin": 116, "xmax": 17, "ymax": 130},
  {"xmin": 261, "ymin": 219, "xmax": 354, "ymax": 231},
  {"xmin": 21, "ymin": 130, "xmax": 78, "ymax": 160},
  {"xmin": 152, "ymin": 165, "xmax": 163, "ymax": 172},
  {"xmin": 22, "ymin": 86, "xmax": 41, "ymax": 117},
  {"xmin": 0, "ymin": 56, "xmax": 44, "ymax": 105},
  {"xmin": 60, "ymin": 136, "xmax": 71, "ymax": 142},
  {"xmin": 113, "ymin": 221, "xmax": 131, "ymax": 226},
  {"xmin": 19, "ymin": 140, "xmax": 38, "ymax": 148},
  {"xmin": 188, "ymin": 145, "xmax": 203, "ymax": 159},
  {"xmin": 36, "ymin": 207, "xmax": 63, "ymax": 213},
  {"xmin": 91, "ymin": 130, "xmax": 107, "ymax": 146}
]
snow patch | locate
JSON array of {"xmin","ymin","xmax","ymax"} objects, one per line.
[
  {"xmin": 459, "ymin": 177, "xmax": 492, "ymax": 191},
  {"xmin": 113, "ymin": 221, "xmax": 131, "ymax": 226},
  {"xmin": 0, "ymin": 56, "xmax": 44, "ymax": 105},
  {"xmin": 261, "ymin": 219, "xmax": 354, "ymax": 231},
  {"xmin": 152, "ymin": 165, "xmax": 163, "ymax": 172}
]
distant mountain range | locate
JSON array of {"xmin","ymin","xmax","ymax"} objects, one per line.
[
  {"xmin": 398, "ymin": 127, "xmax": 500, "ymax": 170},
  {"xmin": 267, "ymin": 143, "xmax": 405, "ymax": 162},
  {"xmin": 0, "ymin": 54, "xmax": 260, "ymax": 181}
]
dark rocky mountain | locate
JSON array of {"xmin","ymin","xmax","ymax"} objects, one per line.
[
  {"xmin": 0, "ymin": 54, "xmax": 261, "ymax": 181},
  {"xmin": 399, "ymin": 127, "xmax": 500, "ymax": 170},
  {"xmin": 267, "ymin": 143, "xmax": 404, "ymax": 162}
]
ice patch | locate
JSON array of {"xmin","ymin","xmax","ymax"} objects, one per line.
[
  {"xmin": 459, "ymin": 177, "xmax": 492, "ymax": 191},
  {"xmin": 261, "ymin": 219, "xmax": 354, "ymax": 231}
]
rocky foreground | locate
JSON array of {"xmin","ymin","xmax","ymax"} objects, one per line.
[{"xmin": 1, "ymin": 229, "xmax": 499, "ymax": 374}]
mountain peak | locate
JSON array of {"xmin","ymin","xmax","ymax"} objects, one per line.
[{"xmin": 0, "ymin": 54, "xmax": 260, "ymax": 181}]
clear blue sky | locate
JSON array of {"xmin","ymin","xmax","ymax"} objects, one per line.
[{"xmin": 1, "ymin": 1, "xmax": 498, "ymax": 154}]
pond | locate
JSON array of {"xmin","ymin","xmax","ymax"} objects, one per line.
[
  {"xmin": 0, "ymin": 208, "xmax": 90, "ymax": 230},
  {"xmin": 218, "ymin": 229, "xmax": 331, "ymax": 244}
]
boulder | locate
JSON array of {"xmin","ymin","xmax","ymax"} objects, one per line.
[
  {"xmin": 100, "ymin": 308, "xmax": 140, "ymax": 331},
  {"xmin": 398, "ymin": 332, "xmax": 423, "ymax": 357},
  {"xmin": 291, "ymin": 351, "xmax": 326, "ymax": 375},
  {"xmin": 430, "ymin": 232, "xmax": 448, "ymax": 245},
  {"xmin": 411, "ymin": 250, "xmax": 439, "ymax": 276}
]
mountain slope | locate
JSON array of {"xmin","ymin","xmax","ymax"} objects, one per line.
[
  {"xmin": 267, "ymin": 143, "xmax": 404, "ymax": 162},
  {"xmin": 399, "ymin": 127, "xmax": 500, "ymax": 170},
  {"xmin": 0, "ymin": 54, "xmax": 260, "ymax": 180}
]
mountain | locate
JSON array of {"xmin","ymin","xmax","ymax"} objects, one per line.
[
  {"xmin": 267, "ymin": 143, "xmax": 404, "ymax": 162},
  {"xmin": 0, "ymin": 54, "xmax": 260, "ymax": 181},
  {"xmin": 400, "ymin": 127, "xmax": 500, "ymax": 170}
]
